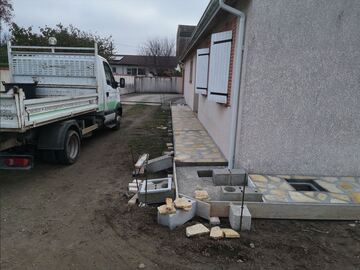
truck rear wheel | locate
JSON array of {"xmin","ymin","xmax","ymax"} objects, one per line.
[
  {"xmin": 56, "ymin": 130, "xmax": 81, "ymax": 165},
  {"xmin": 111, "ymin": 112, "xmax": 121, "ymax": 131}
]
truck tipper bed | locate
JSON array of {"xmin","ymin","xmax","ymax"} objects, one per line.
[{"xmin": 0, "ymin": 42, "xmax": 124, "ymax": 169}]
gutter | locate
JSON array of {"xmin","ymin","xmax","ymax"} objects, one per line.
[{"xmin": 217, "ymin": 0, "xmax": 246, "ymax": 169}]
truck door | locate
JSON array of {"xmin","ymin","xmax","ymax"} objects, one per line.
[{"xmin": 103, "ymin": 61, "xmax": 120, "ymax": 113}]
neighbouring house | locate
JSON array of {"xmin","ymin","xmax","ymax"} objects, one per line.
[
  {"xmin": 109, "ymin": 55, "xmax": 178, "ymax": 77},
  {"xmin": 180, "ymin": 0, "xmax": 360, "ymax": 176},
  {"xmin": 176, "ymin": 25, "xmax": 196, "ymax": 58}
]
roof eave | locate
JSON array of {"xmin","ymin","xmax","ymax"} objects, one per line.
[{"xmin": 179, "ymin": 0, "xmax": 221, "ymax": 61}]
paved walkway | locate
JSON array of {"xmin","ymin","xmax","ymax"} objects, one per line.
[{"xmin": 171, "ymin": 105, "xmax": 227, "ymax": 166}]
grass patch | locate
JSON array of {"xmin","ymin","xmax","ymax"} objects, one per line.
[
  {"xmin": 125, "ymin": 104, "xmax": 147, "ymax": 116},
  {"xmin": 128, "ymin": 105, "xmax": 171, "ymax": 160}
]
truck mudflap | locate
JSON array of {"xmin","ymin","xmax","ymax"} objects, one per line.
[{"xmin": 0, "ymin": 154, "xmax": 33, "ymax": 170}]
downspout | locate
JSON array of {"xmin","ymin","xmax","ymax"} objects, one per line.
[{"xmin": 218, "ymin": 0, "xmax": 246, "ymax": 169}]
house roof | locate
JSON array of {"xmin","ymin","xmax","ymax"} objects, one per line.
[
  {"xmin": 177, "ymin": 25, "xmax": 196, "ymax": 38},
  {"xmin": 176, "ymin": 25, "xmax": 196, "ymax": 58},
  {"xmin": 179, "ymin": 0, "xmax": 238, "ymax": 61},
  {"xmin": 109, "ymin": 55, "xmax": 178, "ymax": 69}
]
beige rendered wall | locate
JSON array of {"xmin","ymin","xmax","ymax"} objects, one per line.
[
  {"xmin": 197, "ymin": 94, "xmax": 232, "ymax": 158},
  {"xmin": 183, "ymin": 54, "xmax": 196, "ymax": 111}
]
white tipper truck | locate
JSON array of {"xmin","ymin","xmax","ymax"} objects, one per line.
[{"xmin": 0, "ymin": 42, "xmax": 125, "ymax": 169}]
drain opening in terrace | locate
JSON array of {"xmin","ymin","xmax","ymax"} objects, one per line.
[
  {"xmin": 285, "ymin": 179, "xmax": 328, "ymax": 192},
  {"xmin": 197, "ymin": 170, "xmax": 213, "ymax": 177}
]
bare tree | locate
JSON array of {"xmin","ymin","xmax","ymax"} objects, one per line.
[{"xmin": 139, "ymin": 37, "xmax": 175, "ymax": 57}]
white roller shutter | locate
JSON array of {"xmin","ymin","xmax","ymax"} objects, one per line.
[
  {"xmin": 195, "ymin": 48, "xmax": 209, "ymax": 95},
  {"xmin": 208, "ymin": 30, "xmax": 233, "ymax": 104}
]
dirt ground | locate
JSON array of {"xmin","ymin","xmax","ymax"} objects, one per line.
[{"xmin": 1, "ymin": 104, "xmax": 359, "ymax": 270}]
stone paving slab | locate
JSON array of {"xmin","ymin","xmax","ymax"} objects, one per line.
[
  {"xmin": 171, "ymin": 105, "xmax": 227, "ymax": 166},
  {"xmin": 248, "ymin": 174, "xmax": 360, "ymax": 204}
]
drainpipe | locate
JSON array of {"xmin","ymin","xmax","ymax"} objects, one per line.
[{"xmin": 218, "ymin": 0, "xmax": 246, "ymax": 169}]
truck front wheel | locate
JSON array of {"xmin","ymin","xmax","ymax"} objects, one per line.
[{"xmin": 56, "ymin": 130, "xmax": 81, "ymax": 165}]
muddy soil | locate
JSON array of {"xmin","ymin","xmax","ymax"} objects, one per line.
[{"xmin": 1, "ymin": 104, "xmax": 359, "ymax": 270}]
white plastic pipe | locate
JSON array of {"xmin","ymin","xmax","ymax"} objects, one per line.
[{"xmin": 218, "ymin": 0, "xmax": 246, "ymax": 169}]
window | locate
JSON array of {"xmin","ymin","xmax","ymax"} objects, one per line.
[
  {"xmin": 189, "ymin": 60, "xmax": 193, "ymax": 83},
  {"xmin": 103, "ymin": 62, "xmax": 116, "ymax": 88},
  {"xmin": 138, "ymin": 68, "xmax": 146, "ymax": 76},
  {"xmin": 127, "ymin": 68, "xmax": 137, "ymax": 76},
  {"xmin": 112, "ymin": 67, "xmax": 116, "ymax": 73}
]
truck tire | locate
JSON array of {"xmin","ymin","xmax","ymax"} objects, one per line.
[
  {"xmin": 111, "ymin": 111, "xmax": 121, "ymax": 131},
  {"xmin": 56, "ymin": 130, "xmax": 81, "ymax": 165}
]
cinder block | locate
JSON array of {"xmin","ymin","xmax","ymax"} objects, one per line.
[
  {"xmin": 229, "ymin": 204, "xmax": 251, "ymax": 231},
  {"xmin": 138, "ymin": 178, "xmax": 174, "ymax": 204},
  {"xmin": 229, "ymin": 168, "xmax": 247, "ymax": 185},
  {"xmin": 157, "ymin": 197, "xmax": 197, "ymax": 230},
  {"xmin": 181, "ymin": 194, "xmax": 210, "ymax": 220},
  {"xmin": 212, "ymin": 168, "xmax": 231, "ymax": 186},
  {"xmin": 220, "ymin": 186, "xmax": 263, "ymax": 202},
  {"xmin": 146, "ymin": 155, "xmax": 173, "ymax": 173}
]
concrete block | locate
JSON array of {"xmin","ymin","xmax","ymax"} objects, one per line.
[
  {"xmin": 157, "ymin": 197, "xmax": 197, "ymax": 230},
  {"xmin": 209, "ymin": 217, "xmax": 221, "ymax": 226},
  {"xmin": 229, "ymin": 168, "xmax": 247, "ymax": 185},
  {"xmin": 229, "ymin": 204, "xmax": 252, "ymax": 231},
  {"xmin": 213, "ymin": 168, "xmax": 246, "ymax": 186},
  {"xmin": 138, "ymin": 178, "xmax": 174, "ymax": 204},
  {"xmin": 186, "ymin": 223, "xmax": 210, "ymax": 237},
  {"xmin": 146, "ymin": 155, "xmax": 173, "ymax": 173},
  {"xmin": 220, "ymin": 186, "xmax": 263, "ymax": 202},
  {"xmin": 212, "ymin": 168, "xmax": 231, "ymax": 186},
  {"xmin": 181, "ymin": 194, "xmax": 210, "ymax": 220}
]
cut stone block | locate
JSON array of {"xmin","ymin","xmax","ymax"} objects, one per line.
[
  {"xmin": 138, "ymin": 178, "xmax": 174, "ymax": 204},
  {"xmin": 195, "ymin": 190, "xmax": 209, "ymax": 201},
  {"xmin": 222, "ymin": 228, "xmax": 240, "ymax": 238},
  {"xmin": 146, "ymin": 155, "xmax": 173, "ymax": 173},
  {"xmin": 186, "ymin": 223, "xmax": 210, "ymax": 237},
  {"xmin": 174, "ymin": 197, "xmax": 192, "ymax": 211},
  {"xmin": 158, "ymin": 204, "xmax": 176, "ymax": 215},
  {"xmin": 210, "ymin": 226, "xmax": 224, "ymax": 239},
  {"xmin": 220, "ymin": 186, "xmax": 263, "ymax": 202},
  {"xmin": 209, "ymin": 217, "xmax": 221, "ymax": 226},
  {"xmin": 158, "ymin": 197, "xmax": 197, "ymax": 230},
  {"xmin": 229, "ymin": 204, "xmax": 252, "ymax": 231}
]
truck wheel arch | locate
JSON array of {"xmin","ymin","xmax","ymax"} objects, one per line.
[{"xmin": 37, "ymin": 120, "xmax": 81, "ymax": 150}]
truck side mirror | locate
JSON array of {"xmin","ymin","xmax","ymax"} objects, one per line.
[{"xmin": 119, "ymin": 78, "xmax": 125, "ymax": 88}]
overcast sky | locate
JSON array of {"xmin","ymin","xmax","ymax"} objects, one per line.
[{"xmin": 10, "ymin": 0, "xmax": 209, "ymax": 54}]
